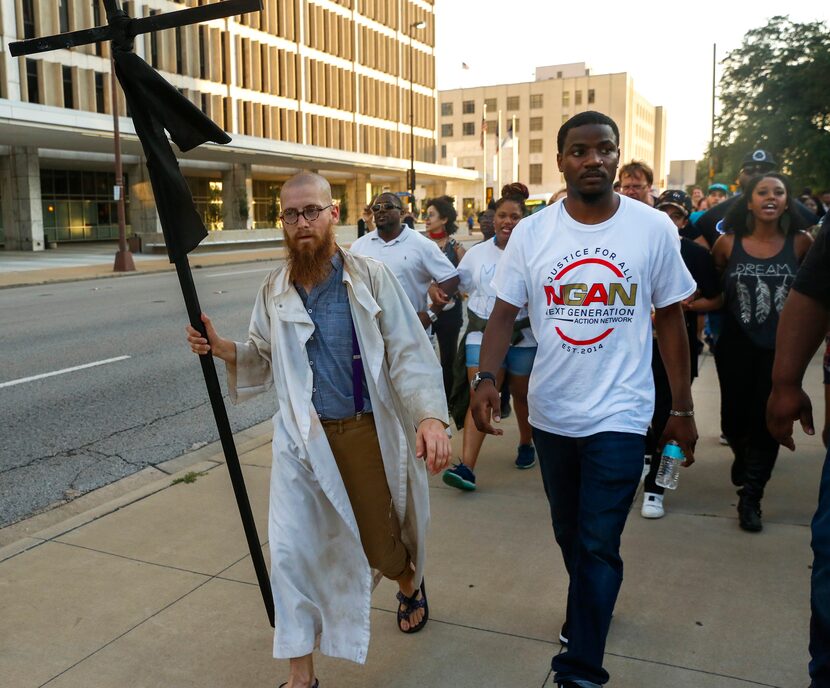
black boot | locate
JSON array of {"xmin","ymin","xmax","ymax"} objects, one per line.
[{"xmin": 738, "ymin": 497, "xmax": 763, "ymax": 532}]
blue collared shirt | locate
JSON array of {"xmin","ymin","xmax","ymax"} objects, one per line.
[{"xmin": 296, "ymin": 253, "xmax": 372, "ymax": 420}]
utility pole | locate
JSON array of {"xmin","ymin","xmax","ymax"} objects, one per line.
[
  {"xmin": 407, "ymin": 21, "xmax": 425, "ymax": 214},
  {"xmin": 709, "ymin": 43, "xmax": 717, "ymax": 186},
  {"xmin": 111, "ymin": 51, "xmax": 135, "ymax": 272}
]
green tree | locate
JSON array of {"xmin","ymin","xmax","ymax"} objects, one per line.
[{"xmin": 706, "ymin": 16, "xmax": 830, "ymax": 193}]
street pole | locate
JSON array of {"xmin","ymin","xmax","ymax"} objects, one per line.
[
  {"xmin": 482, "ymin": 102, "xmax": 487, "ymax": 211},
  {"xmin": 408, "ymin": 21, "xmax": 425, "ymax": 214},
  {"xmin": 110, "ymin": 27, "xmax": 134, "ymax": 271}
]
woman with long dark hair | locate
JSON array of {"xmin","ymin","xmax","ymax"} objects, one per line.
[
  {"xmin": 444, "ymin": 183, "xmax": 537, "ymax": 491},
  {"xmin": 425, "ymin": 195, "xmax": 466, "ymax": 398},
  {"xmin": 712, "ymin": 172, "xmax": 813, "ymax": 532}
]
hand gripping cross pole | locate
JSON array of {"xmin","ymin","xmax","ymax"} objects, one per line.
[{"xmin": 10, "ymin": 0, "xmax": 275, "ymax": 628}]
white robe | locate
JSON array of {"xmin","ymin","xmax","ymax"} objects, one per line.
[{"xmin": 227, "ymin": 248, "xmax": 447, "ymax": 664}]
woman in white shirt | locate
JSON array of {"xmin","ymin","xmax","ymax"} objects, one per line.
[{"xmin": 444, "ymin": 183, "xmax": 537, "ymax": 491}]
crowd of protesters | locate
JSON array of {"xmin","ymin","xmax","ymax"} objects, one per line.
[{"xmin": 185, "ymin": 112, "xmax": 829, "ymax": 688}]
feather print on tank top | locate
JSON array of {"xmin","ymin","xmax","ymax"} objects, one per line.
[
  {"xmin": 737, "ymin": 277, "xmax": 752, "ymax": 325},
  {"xmin": 774, "ymin": 277, "xmax": 790, "ymax": 314},
  {"xmin": 755, "ymin": 278, "xmax": 771, "ymax": 323}
]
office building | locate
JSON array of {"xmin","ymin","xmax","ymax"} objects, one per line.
[
  {"xmin": 0, "ymin": 0, "xmax": 476, "ymax": 251},
  {"xmin": 438, "ymin": 63, "xmax": 667, "ymax": 213}
]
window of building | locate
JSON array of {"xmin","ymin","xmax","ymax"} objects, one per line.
[
  {"xmin": 94, "ymin": 72, "xmax": 106, "ymax": 114},
  {"xmin": 507, "ymin": 96, "xmax": 520, "ymax": 111},
  {"xmin": 201, "ymin": 93, "xmax": 209, "ymax": 115},
  {"xmin": 25, "ymin": 59, "xmax": 39, "ymax": 104},
  {"xmin": 62, "ymin": 66, "xmax": 73, "ymax": 109},
  {"xmin": 530, "ymin": 94, "xmax": 543, "ymax": 109},
  {"xmin": 441, "ymin": 102, "xmax": 453, "ymax": 116},
  {"xmin": 149, "ymin": 10, "xmax": 160, "ymax": 67},
  {"xmin": 562, "ymin": 91, "xmax": 569, "ymax": 106},
  {"xmin": 441, "ymin": 144, "xmax": 447, "ymax": 159},
  {"xmin": 462, "ymin": 100, "xmax": 475, "ymax": 114},
  {"xmin": 58, "ymin": 0, "xmax": 70, "ymax": 33},
  {"xmin": 484, "ymin": 97, "xmax": 497, "ymax": 112},
  {"xmin": 199, "ymin": 27, "xmax": 207, "ymax": 79},
  {"xmin": 92, "ymin": 1, "xmax": 103, "ymax": 55},
  {"xmin": 588, "ymin": 89, "xmax": 595, "ymax": 104},
  {"xmin": 529, "ymin": 164, "xmax": 543, "ymax": 185},
  {"xmin": 557, "ymin": 70, "xmax": 563, "ymax": 78},
  {"xmin": 562, "ymin": 114, "xmax": 569, "ymax": 123},
  {"xmin": 575, "ymin": 90, "xmax": 582, "ymax": 106},
  {"xmin": 529, "ymin": 139, "xmax": 543, "ymax": 154},
  {"xmin": 41, "ymin": 169, "xmax": 131, "ymax": 242},
  {"xmin": 441, "ymin": 123, "xmax": 454, "ymax": 137},
  {"xmin": 529, "ymin": 117, "xmax": 543, "ymax": 132},
  {"xmin": 22, "ymin": 0, "xmax": 35, "ymax": 39},
  {"xmin": 462, "ymin": 122, "xmax": 475, "ymax": 136},
  {"xmin": 176, "ymin": 27, "xmax": 184, "ymax": 74},
  {"xmin": 485, "ymin": 120, "xmax": 497, "ymax": 134}
]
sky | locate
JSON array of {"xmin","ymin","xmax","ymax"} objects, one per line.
[{"xmin": 433, "ymin": 0, "xmax": 830, "ymax": 164}]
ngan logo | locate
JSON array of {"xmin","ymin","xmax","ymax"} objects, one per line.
[{"xmin": 545, "ymin": 258, "xmax": 638, "ymax": 346}]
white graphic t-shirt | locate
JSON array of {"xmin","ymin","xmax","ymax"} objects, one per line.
[
  {"xmin": 493, "ymin": 195, "xmax": 696, "ymax": 437},
  {"xmin": 457, "ymin": 238, "xmax": 536, "ymax": 347}
]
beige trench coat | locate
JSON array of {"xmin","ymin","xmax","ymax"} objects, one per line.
[{"xmin": 227, "ymin": 248, "xmax": 447, "ymax": 664}]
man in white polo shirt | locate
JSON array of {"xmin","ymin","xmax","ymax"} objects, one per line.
[
  {"xmin": 351, "ymin": 193, "xmax": 459, "ymax": 329},
  {"xmin": 470, "ymin": 111, "xmax": 698, "ymax": 688}
]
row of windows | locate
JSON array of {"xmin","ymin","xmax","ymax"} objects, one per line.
[
  {"xmin": 306, "ymin": 2, "xmax": 353, "ymax": 60},
  {"xmin": 237, "ymin": 38, "xmax": 299, "ymax": 98},
  {"xmin": 443, "ymin": 117, "xmax": 545, "ymax": 138},
  {"xmin": 359, "ymin": 76, "xmax": 435, "ymax": 129},
  {"xmin": 307, "ymin": 58, "xmax": 353, "ymax": 110},
  {"xmin": 358, "ymin": 26, "xmax": 433, "ymax": 88},
  {"xmin": 359, "ymin": 125, "xmax": 433, "ymax": 162},
  {"xmin": 306, "ymin": 113, "xmax": 355, "ymax": 151},
  {"xmin": 24, "ymin": 59, "xmax": 108, "ymax": 113},
  {"xmin": 442, "ymin": 90, "xmax": 596, "ymax": 116}
]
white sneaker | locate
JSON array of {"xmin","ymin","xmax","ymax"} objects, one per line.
[{"xmin": 641, "ymin": 492, "xmax": 665, "ymax": 519}]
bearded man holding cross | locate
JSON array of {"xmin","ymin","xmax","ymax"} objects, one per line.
[{"xmin": 187, "ymin": 172, "xmax": 451, "ymax": 687}]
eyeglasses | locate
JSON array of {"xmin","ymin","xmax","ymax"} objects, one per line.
[
  {"xmin": 280, "ymin": 204, "xmax": 333, "ymax": 224},
  {"xmin": 621, "ymin": 184, "xmax": 648, "ymax": 192},
  {"xmin": 371, "ymin": 202, "xmax": 402, "ymax": 212}
]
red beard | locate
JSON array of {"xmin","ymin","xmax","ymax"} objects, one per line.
[{"xmin": 285, "ymin": 225, "xmax": 337, "ymax": 286}]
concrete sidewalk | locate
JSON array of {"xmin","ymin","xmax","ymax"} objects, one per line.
[{"xmin": 0, "ymin": 351, "xmax": 822, "ymax": 688}]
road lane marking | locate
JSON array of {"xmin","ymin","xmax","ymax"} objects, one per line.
[
  {"xmin": 0, "ymin": 356, "xmax": 132, "ymax": 389},
  {"xmin": 204, "ymin": 267, "xmax": 274, "ymax": 279}
]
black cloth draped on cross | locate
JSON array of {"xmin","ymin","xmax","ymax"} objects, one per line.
[{"xmin": 109, "ymin": 12, "xmax": 230, "ymax": 263}]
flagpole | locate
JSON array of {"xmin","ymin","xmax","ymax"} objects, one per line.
[
  {"xmin": 482, "ymin": 102, "xmax": 487, "ymax": 212},
  {"xmin": 497, "ymin": 109, "xmax": 503, "ymax": 194},
  {"xmin": 512, "ymin": 114, "xmax": 518, "ymax": 183}
]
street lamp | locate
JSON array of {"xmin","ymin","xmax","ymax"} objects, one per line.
[{"xmin": 408, "ymin": 20, "xmax": 426, "ymax": 214}]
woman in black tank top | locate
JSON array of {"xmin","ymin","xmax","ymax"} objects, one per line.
[{"xmin": 712, "ymin": 173, "xmax": 813, "ymax": 532}]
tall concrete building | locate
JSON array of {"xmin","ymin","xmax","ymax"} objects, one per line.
[
  {"xmin": 438, "ymin": 63, "xmax": 667, "ymax": 213},
  {"xmin": 0, "ymin": 0, "xmax": 476, "ymax": 251}
]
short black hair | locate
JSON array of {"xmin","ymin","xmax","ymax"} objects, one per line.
[{"xmin": 557, "ymin": 111, "xmax": 620, "ymax": 154}]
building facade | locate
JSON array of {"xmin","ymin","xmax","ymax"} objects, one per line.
[
  {"xmin": 438, "ymin": 64, "xmax": 667, "ymax": 214},
  {"xmin": 0, "ymin": 0, "xmax": 477, "ymax": 251}
]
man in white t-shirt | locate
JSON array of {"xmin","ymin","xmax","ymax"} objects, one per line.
[
  {"xmin": 470, "ymin": 111, "xmax": 698, "ymax": 688},
  {"xmin": 351, "ymin": 193, "xmax": 459, "ymax": 329}
]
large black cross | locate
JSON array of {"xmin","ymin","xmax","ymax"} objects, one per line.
[{"xmin": 11, "ymin": 0, "xmax": 275, "ymax": 628}]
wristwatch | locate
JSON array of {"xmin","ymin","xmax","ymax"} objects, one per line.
[
  {"xmin": 427, "ymin": 310, "xmax": 438, "ymax": 323},
  {"xmin": 470, "ymin": 371, "xmax": 497, "ymax": 391}
]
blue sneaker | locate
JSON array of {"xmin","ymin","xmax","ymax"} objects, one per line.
[
  {"xmin": 442, "ymin": 463, "xmax": 476, "ymax": 491},
  {"xmin": 515, "ymin": 444, "xmax": 536, "ymax": 469}
]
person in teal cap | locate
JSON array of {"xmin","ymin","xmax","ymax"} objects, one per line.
[{"xmin": 690, "ymin": 183, "xmax": 731, "ymax": 224}]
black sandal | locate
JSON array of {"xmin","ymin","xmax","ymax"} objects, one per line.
[
  {"xmin": 396, "ymin": 579, "xmax": 429, "ymax": 634},
  {"xmin": 278, "ymin": 681, "xmax": 318, "ymax": 688}
]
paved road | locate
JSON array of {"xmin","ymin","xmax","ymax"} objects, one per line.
[{"xmin": 0, "ymin": 261, "xmax": 284, "ymax": 526}]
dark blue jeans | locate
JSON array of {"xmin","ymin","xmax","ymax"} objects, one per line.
[
  {"xmin": 533, "ymin": 429, "xmax": 645, "ymax": 687},
  {"xmin": 811, "ymin": 448, "xmax": 830, "ymax": 687}
]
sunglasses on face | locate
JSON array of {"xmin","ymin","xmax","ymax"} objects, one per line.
[
  {"xmin": 280, "ymin": 205, "xmax": 333, "ymax": 224},
  {"xmin": 371, "ymin": 202, "xmax": 402, "ymax": 212}
]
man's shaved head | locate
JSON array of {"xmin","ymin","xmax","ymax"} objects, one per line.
[{"xmin": 281, "ymin": 172, "xmax": 333, "ymax": 204}]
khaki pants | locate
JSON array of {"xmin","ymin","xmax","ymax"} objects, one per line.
[{"xmin": 322, "ymin": 414, "xmax": 411, "ymax": 581}]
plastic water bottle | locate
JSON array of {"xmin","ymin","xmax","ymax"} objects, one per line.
[{"xmin": 655, "ymin": 441, "xmax": 684, "ymax": 490}]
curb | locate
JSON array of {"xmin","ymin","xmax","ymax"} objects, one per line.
[{"xmin": 0, "ymin": 420, "xmax": 273, "ymax": 563}]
